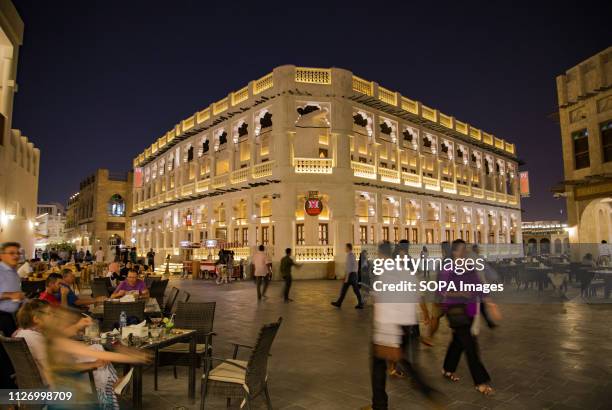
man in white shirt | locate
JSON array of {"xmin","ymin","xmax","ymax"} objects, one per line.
[
  {"xmin": 331, "ymin": 243, "xmax": 363, "ymax": 309},
  {"xmin": 95, "ymin": 247, "xmax": 105, "ymax": 263},
  {"xmin": 17, "ymin": 260, "xmax": 33, "ymax": 278},
  {"xmin": 252, "ymin": 245, "xmax": 271, "ymax": 300}
]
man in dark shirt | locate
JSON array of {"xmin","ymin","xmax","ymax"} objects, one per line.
[{"xmin": 280, "ymin": 248, "xmax": 301, "ymax": 302}]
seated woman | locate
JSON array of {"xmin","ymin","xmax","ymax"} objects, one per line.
[
  {"xmin": 14, "ymin": 300, "xmax": 149, "ymax": 409},
  {"xmin": 110, "ymin": 269, "xmax": 149, "ymax": 299}
]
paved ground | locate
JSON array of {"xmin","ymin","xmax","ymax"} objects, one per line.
[{"xmin": 137, "ymin": 278, "xmax": 612, "ymax": 410}]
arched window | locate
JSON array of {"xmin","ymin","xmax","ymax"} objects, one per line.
[{"xmin": 108, "ymin": 194, "xmax": 125, "ymax": 217}]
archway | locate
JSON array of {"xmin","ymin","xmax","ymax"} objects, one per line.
[{"xmin": 540, "ymin": 238, "xmax": 550, "ymax": 255}]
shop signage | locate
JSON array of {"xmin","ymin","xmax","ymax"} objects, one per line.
[
  {"xmin": 305, "ymin": 191, "xmax": 323, "ymax": 216},
  {"xmin": 106, "ymin": 222, "xmax": 125, "ymax": 231}
]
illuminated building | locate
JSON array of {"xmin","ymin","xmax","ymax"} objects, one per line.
[
  {"xmin": 131, "ymin": 66, "xmax": 522, "ymax": 277},
  {"xmin": 35, "ymin": 203, "xmax": 66, "ymax": 248},
  {"xmin": 521, "ymin": 221, "xmax": 569, "ymax": 256},
  {"xmin": 64, "ymin": 169, "xmax": 132, "ymax": 260},
  {"xmin": 554, "ymin": 47, "xmax": 612, "ymax": 259},
  {"xmin": 0, "ymin": 1, "xmax": 39, "ymax": 256}
]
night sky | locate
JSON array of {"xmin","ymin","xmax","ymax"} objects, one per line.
[{"xmin": 10, "ymin": 0, "xmax": 611, "ymax": 221}]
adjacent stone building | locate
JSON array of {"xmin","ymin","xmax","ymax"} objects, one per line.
[
  {"xmin": 521, "ymin": 221, "xmax": 569, "ymax": 256},
  {"xmin": 0, "ymin": 1, "xmax": 39, "ymax": 257},
  {"xmin": 64, "ymin": 169, "xmax": 132, "ymax": 261},
  {"xmin": 554, "ymin": 47, "xmax": 612, "ymax": 259},
  {"xmin": 131, "ymin": 66, "xmax": 522, "ymax": 277}
]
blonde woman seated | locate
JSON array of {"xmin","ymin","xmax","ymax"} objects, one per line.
[{"xmin": 13, "ymin": 300, "xmax": 149, "ymax": 408}]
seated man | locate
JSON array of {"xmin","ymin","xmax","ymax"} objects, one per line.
[
  {"xmin": 119, "ymin": 262, "xmax": 132, "ymax": 278},
  {"xmin": 39, "ymin": 273, "xmax": 68, "ymax": 306},
  {"xmin": 56, "ymin": 269, "xmax": 103, "ymax": 308},
  {"xmin": 17, "ymin": 259, "xmax": 34, "ymax": 278},
  {"xmin": 105, "ymin": 262, "xmax": 122, "ymax": 286},
  {"xmin": 110, "ymin": 269, "xmax": 149, "ymax": 299}
]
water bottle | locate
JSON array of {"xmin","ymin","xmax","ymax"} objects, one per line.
[{"xmin": 119, "ymin": 311, "xmax": 127, "ymax": 329}]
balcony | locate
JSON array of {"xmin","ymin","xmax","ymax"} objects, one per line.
[
  {"xmin": 496, "ymin": 192, "xmax": 507, "ymax": 203},
  {"xmin": 351, "ymin": 161, "xmax": 376, "ymax": 180},
  {"xmin": 485, "ymin": 190, "xmax": 496, "ymax": 201},
  {"xmin": 440, "ymin": 180, "xmax": 456, "ymax": 193},
  {"xmin": 181, "ymin": 182, "xmax": 195, "ymax": 197},
  {"xmin": 293, "ymin": 158, "xmax": 333, "ymax": 174},
  {"xmin": 402, "ymin": 172, "xmax": 421, "ymax": 187},
  {"xmin": 294, "ymin": 245, "xmax": 335, "ymax": 262},
  {"xmin": 212, "ymin": 174, "xmax": 229, "ymax": 189},
  {"xmin": 422, "ymin": 176, "xmax": 440, "ymax": 190},
  {"xmin": 252, "ymin": 160, "xmax": 274, "ymax": 179},
  {"xmin": 165, "ymin": 190, "xmax": 176, "ymax": 202},
  {"xmin": 378, "ymin": 167, "xmax": 400, "ymax": 183},
  {"xmin": 472, "ymin": 187, "xmax": 484, "ymax": 198},
  {"xmin": 457, "ymin": 185, "xmax": 471, "ymax": 196},
  {"xmin": 231, "ymin": 168, "xmax": 249, "ymax": 183},
  {"xmin": 196, "ymin": 178, "xmax": 210, "ymax": 193}
]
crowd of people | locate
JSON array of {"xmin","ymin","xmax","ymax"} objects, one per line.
[{"xmin": 1, "ymin": 241, "xmax": 154, "ymax": 409}]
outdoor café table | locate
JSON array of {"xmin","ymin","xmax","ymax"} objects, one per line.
[
  {"xmin": 107, "ymin": 328, "xmax": 197, "ymax": 409},
  {"xmin": 89, "ymin": 297, "xmax": 161, "ymax": 318},
  {"xmin": 526, "ymin": 266, "xmax": 552, "ymax": 292}
]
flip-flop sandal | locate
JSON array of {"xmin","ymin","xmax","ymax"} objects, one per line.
[
  {"xmin": 442, "ymin": 371, "xmax": 460, "ymax": 382},
  {"xmin": 475, "ymin": 384, "xmax": 494, "ymax": 395}
]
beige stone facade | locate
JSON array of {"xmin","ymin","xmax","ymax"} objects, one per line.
[
  {"xmin": 555, "ymin": 47, "xmax": 612, "ymax": 259},
  {"xmin": 64, "ymin": 169, "xmax": 132, "ymax": 261},
  {"xmin": 0, "ymin": 1, "xmax": 39, "ymax": 257},
  {"xmin": 521, "ymin": 221, "xmax": 569, "ymax": 256},
  {"xmin": 131, "ymin": 66, "xmax": 522, "ymax": 278}
]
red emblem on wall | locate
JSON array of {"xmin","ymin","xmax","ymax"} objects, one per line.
[{"xmin": 305, "ymin": 197, "xmax": 323, "ymax": 216}]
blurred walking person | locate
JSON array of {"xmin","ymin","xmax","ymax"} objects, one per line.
[
  {"xmin": 439, "ymin": 239, "xmax": 500, "ymax": 395},
  {"xmin": 253, "ymin": 245, "xmax": 271, "ymax": 300},
  {"xmin": 332, "ymin": 243, "xmax": 363, "ymax": 309}
]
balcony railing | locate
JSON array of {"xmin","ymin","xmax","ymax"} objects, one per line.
[
  {"xmin": 231, "ymin": 168, "xmax": 249, "ymax": 183},
  {"xmin": 294, "ymin": 158, "xmax": 333, "ymax": 174},
  {"xmin": 181, "ymin": 182, "xmax": 195, "ymax": 197},
  {"xmin": 252, "ymin": 160, "xmax": 274, "ymax": 179},
  {"xmin": 196, "ymin": 178, "xmax": 210, "ymax": 192},
  {"xmin": 440, "ymin": 180, "xmax": 456, "ymax": 192},
  {"xmin": 378, "ymin": 167, "xmax": 400, "ymax": 183},
  {"xmin": 294, "ymin": 245, "xmax": 335, "ymax": 262},
  {"xmin": 485, "ymin": 190, "xmax": 496, "ymax": 201},
  {"xmin": 295, "ymin": 67, "xmax": 331, "ymax": 84},
  {"xmin": 253, "ymin": 73, "xmax": 273, "ymax": 94},
  {"xmin": 351, "ymin": 161, "xmax": 376, "ymax": 180},
  {"xmin": 422, "ymin": 176, "xmax": 439, "ymax": 188},
  {"xmin": 352, "ymin": 75, "xmax": 373, "ymax": 96},
  {"xmin": 457, "ymin": 185, "xmax": 471, "ymax": 196},
  {"xmin": 472, "ymin": 187, "xmax": 484, "ymax": 198},
  {"xmin": 212, "ymin": 174, "xmax": 229, "ymax": 189},
  {"xmin": 496, "ymin": 192, "xmax": 507, "ymax": 203},
  {"xmin": 402, "ymin": 172, "xmax": 421, "ymax": 186}
]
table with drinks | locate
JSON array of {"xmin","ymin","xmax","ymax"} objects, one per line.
[{"xmin": 82, "ymin": 320, "xmax": 197, "ymax": 409}]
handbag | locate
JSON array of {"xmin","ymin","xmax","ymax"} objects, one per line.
[
  {"xmin": 446, "ymin": 304, "xmax": 471, "ymax": 328},
  {"xmin": 373, "ymin": 343, "xmax": 403, "ymax": 361}
]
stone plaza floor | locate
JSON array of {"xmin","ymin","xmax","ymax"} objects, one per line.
[{"xmin": 137, "ymin": 278, "xmax": 612, "ymax": 409}]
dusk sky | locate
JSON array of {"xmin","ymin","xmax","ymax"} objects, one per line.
[{"xmin": 11, "ymin": 0, "xmax": 610, "ymax": 221}]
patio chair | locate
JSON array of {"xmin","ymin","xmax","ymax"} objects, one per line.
[
  {"xmin": 145, "ymin": 275, "xmax": 162, "ymax": 289},
  {"xmin": 149, "ymin": 279, "xmax": 169, "ymax": 308},
  {"xmin": 200, "ymin": 317, "xmax": 282, "ymax": 410},
  {"xmin": 156, "ymin": 302, "xmax": 216, "ymax": 389},
  {"xmin": 163, "ymin": 286, "xmax": 180, "ymax": 316},
  {"xmin": 91, "ymin": 280, "xmax": 110, "ymax": 298},
  {"xmin": 102, "ymin": 300, "xmax": 145, "ymax": 331}
]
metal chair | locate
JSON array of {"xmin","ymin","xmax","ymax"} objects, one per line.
[
  {"xmin": 91, "ymin": 280, "xmax": 110, "ymax": 298},
  {"xmin": 102, "ymin": 300, "xmax": 145, "ymax": 331},
  {"xmin": 156, "ymin": 302, "xmax": 216, "ymax": 388},
  {"xmin": 145, "ymin": 275, "xmax": 162, "ymax": 289},
  {"xmin": 149, "ymin": 279, "xmax": 169, "ymax": 308},
  {"xmin": 200, "ymin": 317, "xmax": 282, "ymax": 410},
  {"xmin": 163, "ymin": 286, "xmax": 180, "ymax": 316}
]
